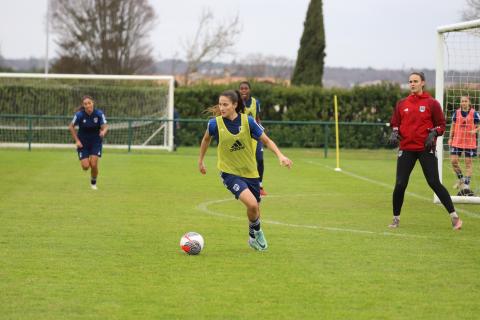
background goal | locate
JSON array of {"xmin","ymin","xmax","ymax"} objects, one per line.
[
  {"xmin": 435, "ymin": 19, "xmax": 480, "ymax": 203},
  {"xmin": 0, "ymin": 73, "xmax": 175, "ymax": 151}
]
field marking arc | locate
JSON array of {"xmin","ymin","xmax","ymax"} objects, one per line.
[
  {"xmin": 196, "ymin": 196, "xmax": 479, "ymax": 242},
  {"xmin": 302, "ymin": 159, "xmax": 480, "ymax": 219}
]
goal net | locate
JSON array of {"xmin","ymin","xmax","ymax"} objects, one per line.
[
  {"xmin": 0, "ymin": 73, "xmax": 175, "ymax": 151},
  {"xmin": 436, "ymin": 19, "xmax": 480, "ymax": 203}
]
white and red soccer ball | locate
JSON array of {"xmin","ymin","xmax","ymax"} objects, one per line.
[{"xmin": 180, "ymin": 232, "xmax": 204, "ymax": 255}]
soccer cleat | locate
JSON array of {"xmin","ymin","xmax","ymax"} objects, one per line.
[
  {"xmin": 260, "ymin": 187, "xmax": 268, "ymax": 197},
  {"xmin": 388, "ymin": 216, "xmax": 400, "ymax": 228},
  {"xmin": 452, "ymin": 217, "xmax": 463, "ymax": 230},
  {"xmin": 91, "ymin": 184, "xmax": 98, "ymax": 190},
  {"xmin": 453, "ymin": 179, "xmax": 465, "ymax": 190},
  {"xmin": 248, "ymin": 237, "xmax": 260, "ymax": 250},
  {"xmin": 249, "ymin": 229, "xmax": 268, "ymax": 251}
]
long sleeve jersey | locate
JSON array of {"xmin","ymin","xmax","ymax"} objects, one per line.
[{"xmin": 390, "ymin": 92, "xmax": 445, "ymax": 151}]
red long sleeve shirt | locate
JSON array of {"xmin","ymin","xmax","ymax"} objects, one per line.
[{"xmin": 390, "ymin": 92, "xmax": 445, "ymax": 151}]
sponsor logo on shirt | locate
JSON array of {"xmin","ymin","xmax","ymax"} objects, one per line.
[
  {"xmin": 94, "ymin": 117, "xmax": 98, "ymax": 123},
  {"xmin": 230, "ymin": 140, "xmax": 245, "ymax": 152},
  {"xmin": 403, "ymin": 108, "xmax": 409, "ymax": 112}
]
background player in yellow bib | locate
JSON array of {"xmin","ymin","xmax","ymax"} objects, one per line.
[
  {"xmin": 198, "ymin": 90, "xmax": 292, "ymax": 251},
  {"xmin": 239, "ymin": 81, "xmax": 268, "ymax": 196},
  {"xmin": 448, "ymin": 96, "xmax": 480, "ymax": 192}
]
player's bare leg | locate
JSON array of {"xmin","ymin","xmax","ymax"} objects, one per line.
[{"xmin": 89, "ymin": 156, "xmax": 99, "ymax": 190}]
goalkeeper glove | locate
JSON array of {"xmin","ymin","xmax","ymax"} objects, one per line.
[
  {"xmin": 424, "ymin": 128, "xmax": 438, "ymax": 150},
  {"xmin": 388, "ymin": 129, "xmax": 401, "ymax": 146}
]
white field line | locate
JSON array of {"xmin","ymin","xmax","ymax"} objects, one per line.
[
  {"xmin": 196, "ymin": 197, "xmax": 479, "ymax": 242},
  {"xmin": 303, "ymin": 159, "xmax": 480, "ymax": 219}
]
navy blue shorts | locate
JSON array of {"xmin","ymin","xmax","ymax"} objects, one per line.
[
  {"xmin": 221, "ymin": 172, "xmax": 261, "ymax": 203},
  {"xmin": 77, "ymin": 139, "xmax": 103, "ymax": 160},
  {"xmin": 450, "ymin": 147, "xmax": 477, "ymax": 157}
]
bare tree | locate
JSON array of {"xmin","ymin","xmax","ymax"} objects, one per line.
[
  {"xmin": 232, "ymin": 54, "xmax": 294, "ymax": 80},
  {"xmin": 183, "ymin": 8, "xmax": 241, "ymax": 85},
  {"xmin": 51, "ymin": 0, "xmax": 156, "ymax": 74},
  {"xmin": 463, "ymin": 0, "xmax": 480, "ymax": 21}
]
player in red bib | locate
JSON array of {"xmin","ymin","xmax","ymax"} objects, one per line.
[{"xmin": 448, "ymin": 96, "xmax": 480, "ymax": 192}]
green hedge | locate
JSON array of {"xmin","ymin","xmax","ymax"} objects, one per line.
[
  {"xmin": 1, "ymin": 80, "xmax": 433, "ymax": 148},
  {"xmin": 0, "ymin": 79, "xmax": 168, "ymax": 117},
  {"xmin": 174, "ymin": 82, "xmax": 409, "ymax": 148}
]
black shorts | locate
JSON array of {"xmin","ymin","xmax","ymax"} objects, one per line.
[{"xmin": 450, "ymin": 147, "xmax": 477, "ymax": 157}]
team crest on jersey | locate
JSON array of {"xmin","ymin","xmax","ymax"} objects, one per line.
[
  {"xmin": 94, "ymin": 117, "xmax": 98, "ymax": 123},
  {"xmin": 83, "ymin": 119, "xmax": 86, "ymax": 123},
  {"xmin": 419, "ymin": 106, "xmax": 426, "ymax": 112},
  {"xmin": 398, "ymin": 150, "xmax": 403, "ymax": 157},
  {"xmin": 403, "ymin": 108, "xmax": 409, "ymax": 112}
]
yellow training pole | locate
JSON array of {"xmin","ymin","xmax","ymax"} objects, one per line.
[{"xmin": 334, "ymin": 95, "xmax": 342, "ymax": 172}]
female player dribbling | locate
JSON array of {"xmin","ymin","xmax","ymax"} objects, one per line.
[
  {"xmin": 68, "ymin": 95, "xmax": 108, "ymax": 190},
  {"xmin": 198, "ymin": 90, "xmax": 292, "ymax": 251}
]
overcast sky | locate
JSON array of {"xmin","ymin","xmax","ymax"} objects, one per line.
[{"xmin": 0, "ymin": 0, "xmax": 469, "ymax": 69}]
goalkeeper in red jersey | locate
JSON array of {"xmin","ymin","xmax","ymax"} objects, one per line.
[
  {"xmin": 388, "ymin": 72, "xmax": 462, "ymax": 230},
  {"xmin": 448, "ymin": 96, "xmax": 480, "ymax": 194}
]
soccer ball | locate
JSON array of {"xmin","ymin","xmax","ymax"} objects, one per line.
[{"xmin": 180, "ymin": 232, "xmax": 204, "ymax": 255}]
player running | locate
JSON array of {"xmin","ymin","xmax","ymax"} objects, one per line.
[
  {"xmin": 198, "ymin": 90, "xmax": 292, "ymax": 251},
  {"xmin": 68, "ymin": 95, "xmax": 108, "ymax": 190}
]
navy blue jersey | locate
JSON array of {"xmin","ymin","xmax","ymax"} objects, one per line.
[
  {"xmin": 207, "ymin": 114, "xmax": 263, "ymax": 142},
  {"xmin": 72, "ymin": 109, "xmax": 107, "ymax": 141}
]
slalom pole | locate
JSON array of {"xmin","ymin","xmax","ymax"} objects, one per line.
[{"xmin": 334, "ymin": 95, "xmax": 342, "ymax": 172}]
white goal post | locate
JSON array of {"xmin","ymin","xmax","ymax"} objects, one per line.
[
  {"xmin": 435, "ymin": 19, "xmax": 480, "ymax": 204},
  {"xmin": 0, "ymin": 73, "xmax": 175, "ymax": 151}
]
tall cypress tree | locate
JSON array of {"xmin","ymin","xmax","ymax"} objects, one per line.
[{"xmin": 291, "ymin": 0, "xmax": 326, "ymax": 86}]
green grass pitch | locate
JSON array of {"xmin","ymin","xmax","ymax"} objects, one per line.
[{"xmin": 0, "ymin": 147, "xmax": 479, "ymax": 319}]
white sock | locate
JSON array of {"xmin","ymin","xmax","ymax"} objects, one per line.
[{"xmin": 449, "ymin": 212, "xmax": 458, "ymax": 219}]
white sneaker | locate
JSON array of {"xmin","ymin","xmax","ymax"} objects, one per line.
[{"xmin": 91, "ymin": 184, "xmax": 98, "ymax": 190}]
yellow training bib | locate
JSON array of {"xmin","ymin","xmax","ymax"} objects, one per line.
[
  {"xmin": 216, "ymin": 114, "xmax": 258, "ymax": 178},
  {"xmin": 243, "ymin": 97, "xmax": 258, "ymax": 120}
]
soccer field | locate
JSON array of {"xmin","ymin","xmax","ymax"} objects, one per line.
[{"xmin": 0, "ymin": 147, "xmax": 479, "ymax": 319}]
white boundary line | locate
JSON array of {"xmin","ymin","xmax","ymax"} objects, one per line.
[
  {"xmin": 303, "ymin": 160, "xmax": 480, "ymax": 219},
  {"xmin": 196, "ymin": 196, "xmax": 479, "ymax": 242}
]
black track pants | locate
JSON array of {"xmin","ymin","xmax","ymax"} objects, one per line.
[{"xmin": 393, "ymin": 150, "xmax": 455, "ymax": 215}]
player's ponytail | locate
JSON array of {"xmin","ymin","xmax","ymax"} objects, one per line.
[
  {"xmin": 75, "ymin": 105, "xmax": 85, "ymax": 112},
  {"xmin": 204, "ymin": 105, "xmax": 221, "ymax": 116}
]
